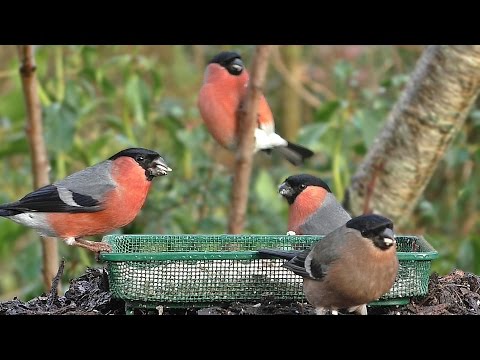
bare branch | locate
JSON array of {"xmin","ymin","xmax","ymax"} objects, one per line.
[
  {"xmin": 17, "ymin": 45, "xmax": 59, "ymax": 291},
  {"xmin": 271, "ymin": 46, "xmax": 325, "ymax": 107},
  {"xmin": 228, "ymin": 45, "xmax": 272, "ymax": 234}
]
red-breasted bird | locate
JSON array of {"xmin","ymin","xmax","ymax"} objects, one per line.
[
  {"xmin": 259, "ymin": 214, "xmax": 399, "ymax": 315},
  {"xmin": 198, "ymin": 51, "xmax": 314, "ymax": 166},
  {"xmin": 278, "ymin": 174, "xmax": 351, "ymax": 235},
  {"xmin": 0, "ymin": 148, "xmax": 172, "ymax": 253}
]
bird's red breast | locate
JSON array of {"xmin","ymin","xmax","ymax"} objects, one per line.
[
  {"xmin": 47, "ymin": 156, "xmax": 152, "ymax": 238},
  {"xmin": 288, "ymin": 186, "xmax": 328, "ymax": 234},
  {"xmin": 198, "ymin": 63, "xmax": 275, "ymax": 148}
]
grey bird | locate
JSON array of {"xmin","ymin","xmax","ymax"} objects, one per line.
[
  {"xmin": 259, "ymin": 214, "xmax": 399, "ymax": 315},
  {"xmin": 0, "ymin": 148, "xmax": 172, "ymax": 253}
]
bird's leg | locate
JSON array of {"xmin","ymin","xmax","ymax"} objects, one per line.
[
  {"xmin": 315, "ymin": 307, "xmax": 328, "ymax": 315},
  {"xmin": 76, "ymin": 238, "xmax": 112, "ymax": 252},
  {"xmin": 296, "ymin": 302, "xmax": 305, "ymax": 314},
  {"xmin": 63, "ymin": 237, "xmax": 112, "ymax": 253},
  {"xmin": 348, "ymin": 304, "xmax": 368, "ymax": 315}
]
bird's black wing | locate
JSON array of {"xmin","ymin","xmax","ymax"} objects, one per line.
[
  {"xmin": 0, "ymin": 184, "xmax": 103, "ymax": 214},
  {"xmin": 282, "ymin": 248, "xmax": 322, "ymax": 279},
  {"xmin": 283, "ymin": 226, "xmax": 348, "ymax": 280}
]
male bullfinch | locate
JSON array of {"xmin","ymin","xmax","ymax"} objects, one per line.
[
  {"xmin": 259, "ymin": 214, "xmax": 399, "ymax": 315},
  {"xmin": 279, "ymin": 174, "xmax": 351, "ymax": 235},
  {"xmin": 198, "ymin": 51, "xmax": 314, "ymax": 166},
  {"xmin": 0, "ymin": 148, "xmax": 172, "ymax": 253}
]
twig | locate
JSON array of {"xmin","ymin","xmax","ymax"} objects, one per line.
[
  {"xmin": 362, "ymin": 160, "xmax": 385, "ymax": 214},
  {"xmin": 17, "ymin": 45, "xmax": 59, "ymax": 292},
  {"xmin": 271, "ymin": 46, "xmax": 324, "ymax": 108},
  {"xmin": 46, "ymin": 259, "xmax": 65, "ymax": 308},
  {"xmin": 228, "ymin": 46, "xmax": 272, "ymax": 234},
  {"xmin": 305, "ymin": 80, "xmax": 336, "ymax": 100}
]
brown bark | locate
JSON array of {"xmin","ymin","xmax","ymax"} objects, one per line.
[
  {"xmin": 228, "ymin": 45, "xmax": 272, "ymax": 234},
  {"xmin": 280, "ymin": 45, "xmax": 303, "ymax": 139},
  {"xmin": 347, "ymin": 45, "xmax": 480, "ymax": 226},
  {"xmin": 17, "ymin": 45, "xmax": 59, "ymax": 291}
]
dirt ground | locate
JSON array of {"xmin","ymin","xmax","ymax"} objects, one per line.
[{"xmin": 1, "ymin": 262, "xmax": 479, "ymax": 315}]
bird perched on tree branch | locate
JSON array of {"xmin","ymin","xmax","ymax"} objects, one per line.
[{"xmin": 198, "ymin": 51, "xmax": 314, "ymax": 166}]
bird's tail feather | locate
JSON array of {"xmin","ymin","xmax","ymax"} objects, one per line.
[
  {"xmin": 257, "ymin": 249, "xmax": 301, "ymax": 260},
  {"xmin": 273, "ymin": 141, "xmax": 314, "ymax": 166}
]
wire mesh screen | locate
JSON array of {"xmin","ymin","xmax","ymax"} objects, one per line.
[
  {"xmin": 106, "ymin": 234, "xmax": 320, "ymax": 253},
  {"xmin": 109, "ymin": 259, "xmax": 304, "ymax": 304},
  {"xmin": 100, "ymin": 234, "xmax": 437, "ymax": 308}
]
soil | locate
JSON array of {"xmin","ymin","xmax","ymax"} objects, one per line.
[{"xmin": 1, "ymin": 262, "xmax": 479, "ymax": 315}]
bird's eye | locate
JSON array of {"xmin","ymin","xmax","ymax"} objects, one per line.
[
  {"xmin": 136, "ymin": 156, "xmax": 145, "ymax": 162},
  {"xmin": 300, "ymin": 184, "xmax": 307, "ymax": 189}
]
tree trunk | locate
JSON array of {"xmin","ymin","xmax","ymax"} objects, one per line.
[
  {"xmin": 17, "ymin": 45, "xmax": 59, "ymax": 292},
  {"xmin": 346, "ymin": 45, "xmax": 480, "ymax": 226},
  {"xmin": 280, "ymin": 45, "xmax": 303, "ymax": 139},
  {"xmin": 228, "ymin": 45, "xmax": 272, "ymax": 234}
]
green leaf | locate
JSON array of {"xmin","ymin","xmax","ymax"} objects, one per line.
[
  {"xmin": 101, "ymin": 76, "xmax": 115, "ymax": 96},
  {"xmin": 417, "ymin": 200, "xmax": 437, "ymax": 220},
  {"xmin": 333, "ymin": 60, "xmax": 353, "ymax": 81},
  {"xmin": 64, "ymin": 81, "xmax": 81, "ymax": 109},
  {"xmin": 0, "ymin": 87, "xmax": 26, "ymax": 122},
  {"xmin": 457, "ymin": 238, "xmax": 475, "ymax": 273},
  {"xmin": 352, "ymin": 111, "xmax": 382, "ymax": 149},
  {"xmin": 0, "ymin": 133, "xmax": 29, "ymax": 157},
  {"xmin": 298, "ymin": 122, "xmax": 331, "ymax": 150},
  {"xmin": 43, "ymin": 102, "xmax": 77, "ymax": 152},
  {"xmin": 254, "ymin": 170, "xmax": 282, "ymax": 212},
  {"xmin": 314, "ymin": 100, "xmax": 340, "ymax": 123},
  {"xmin": 125, "ymin": 75, "xmax": 151, "ymax": 126},
  {"xmin": 102, "ymin": 114, "xmax": 124, "ymax": 133}
]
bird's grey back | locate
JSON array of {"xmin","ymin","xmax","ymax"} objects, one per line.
[
  {"xmin": 300, "ymin": 192, "xmax": 352, "ymax": 235},
  {"xmin": 309, "ymin": 225, "xmax": 354, "ymax": 266},
  {"xmin": 300, "ymin": 225, "xmax": 351, "ymax": 280},
  {"xmin": 54, "ymin": 160, "xmax": 117, "ymax": 201}
]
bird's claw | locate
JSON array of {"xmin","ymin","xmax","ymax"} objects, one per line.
[
  {"xmin": 286, "ymin": 231, "xmax": 296, "ymax": 236},
  {"xmin": 94, "ymin": 243, "xmax": 112, "ymax": 263},
  {"xmin": 96, "ymin": 242, "xmax": 112, "ymax": 253}
]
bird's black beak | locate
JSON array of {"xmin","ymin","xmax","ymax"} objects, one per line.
[
  {"xmin": 231, "ymin": 58, "xmax": 244, "ymax": 72},
  {"xmin": 278, "ymin": 182, "xmax": 294, "ymax": 198},
  {"xmin": 381, "ymin": 228, "xmax": 395, "ymax": 247},
  {"xmin": 148, "ymin": 157, "xmax": 172, "ymax": 177}
]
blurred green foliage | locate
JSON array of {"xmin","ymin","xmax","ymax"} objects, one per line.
[{"xmin": 0, "ymin": 45, "xmax": 479, "ymax": 300}]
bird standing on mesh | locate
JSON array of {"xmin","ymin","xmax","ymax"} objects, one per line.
[
  {"xmin": 259, "ymin": 214, "xmax": 399, "ymax": 315},
  {"xmin": 278, "ymin": 174, "xmax": 351, "ymax": 235},
  {"xmin": 0, "ymin": 148, "xmax": 172, "ymax": 253}
]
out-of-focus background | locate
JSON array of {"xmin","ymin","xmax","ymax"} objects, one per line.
[{"xmin": 0, "ymin": 45, "xmax": 478, "ymax": 301}]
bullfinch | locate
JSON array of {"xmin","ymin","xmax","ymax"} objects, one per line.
[
  {"xmin": 198, "ymin": 51, "xmax": 314, "ymax": 166},
  {"xmin": 279, "ymin": 174, "xmax": 351, "ymax": 235},
  {"xmin": 0, "ymin": 148, "xmax": 172, "ymax": 253},
  {"xmin": 259, "ymin": 214, "xmax": 399, "ymax": 315}
]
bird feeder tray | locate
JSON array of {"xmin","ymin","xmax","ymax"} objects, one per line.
[{"xmin": 98, "ymin": 234, "xmax": 438, "ymax": 313}]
